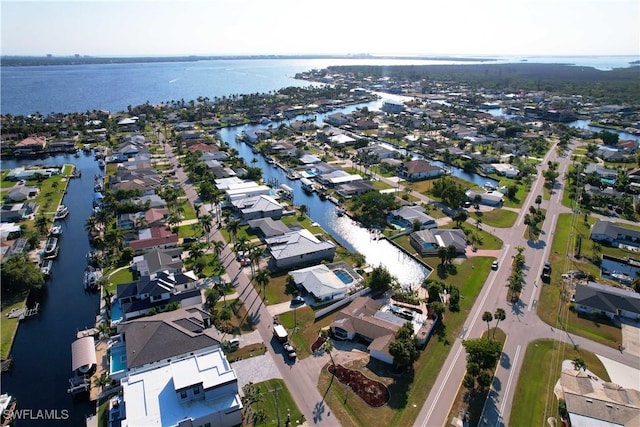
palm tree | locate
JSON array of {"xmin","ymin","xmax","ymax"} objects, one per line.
[
  {"xmin": 493, "ymin": 308, "xmax": 506, "ymax": 339},
  {"xmin": 93, "ymin": 372, "xmax": 111, "ymax": 391},
  {"xmin": 437, "ymin": 247, "xmax": 448, "ymax": 265},
  {"xmin": 255, "ymin": 268, "xmax": 270, "ymax": 296},
  {"xmin": 212, "ymin": 240, "xmax": 225, "ymax": 258},
  {"xmin": 482, "ymin": 311, "xmax": 493, "ymax": 337},
  {"xmin": 205, "ymin": 287, "xmax": 220, "ymax": 308},
  {"xmin": 298, "ymin": 204, "xmax": 308, "ymax": 218},
  {"xmin": 35, "ymin": 214, "xmax": 51, "ymax": 235},
  {"xmin": 234, "ymin": 236, "xmax": 249, "ymax": 256},
  {"xmin": 226, "ymin": 219, "xmax": 240, "ymax": 244},
  {"xmin": 199, "ymin": 213, "xmax": 213, "ymax": 243},
  {"xmin": 248, "ymin": 245, "xmax": 262, "ymax": 276},
  {"xmin": 572, "ymin": 357, "xmax": 586, "ymax": 373},
  {"xmin": 321, "ymin": 338, "xmax": 336, "ymax": 402}
]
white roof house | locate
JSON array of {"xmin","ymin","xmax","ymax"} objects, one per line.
[
  {"xmin": 265, "ymin": 229, "xmax": 336, "ymax": 270},
  {"xmin": 291, "ymin": 264, "xmax": 349, "ymax": 302},
  {"xmin": 120, "ymin": 348, "xmax": 242, "ymax": 427},
  {"xmin": 225, "ymin": 182, "xmax": 272, "ymax": 201},
  {"xmin": 231, "ymin": 194, "xmax": 283, "ymax": 221}
]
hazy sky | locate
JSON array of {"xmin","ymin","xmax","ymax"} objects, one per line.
[{"xmin": 2, "ymin": 0, "xmax": 639, "ymax": 57}]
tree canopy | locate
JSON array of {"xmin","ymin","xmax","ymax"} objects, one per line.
[{"xmin": 1, "ymin": 253, "xmax": 45, "ymax": 293}]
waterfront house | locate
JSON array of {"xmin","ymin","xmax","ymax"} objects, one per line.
[
  {"xmin": 201, "ymin": 150, "xmax": 230, "ymax": 162},
  {"xmin": 316, "ymin": 170, "xmax": 363, "ymax": 188},
  {"xmin": 590, "ymin": 220, "xmax": 640, "ymax": 248},
  {"xmin": 5, "ymin": 167, "xmax": 59, "ymax": 181},
  {"xmin": 128, "ymin": 225, "xmax": 179, "ymax": 254},
  {"xmin": 290, "ymin": 264, "xmax": 351, "ymax": 302},
  {"xmin": 335, "ymin": 180, "xmax": 374, "ymax": 198},
  {"xmin": 265, "ymin": 229, "xmax": 336, "ymax": 270},
  {"xmin": 133, "ymin": 248, "xmax": 184, "ymax": 277},
  {"xmin": 247, "ymin": 217, "xmax": 290, "ymax": 239},
  {"xmin": 356, "ymin": 144, "xmax": 398, "ymax": 163},
  {"xmin": 115, "ymin": 270, "xmax": 201, "ymax": 320},
  {"xmin": 410, "ymin": 228, "xmax": 467, "ymax": 255},
  {"xmin": 119, "ymin": 347, "xmax": 242, "ymax": 427},
  {"xmin": 13, "ymin": 136, "xmax": 46, "ymax": 155},
  {"xmin": 111, "ymin": 307, "xmax": 219, "ymax": 379},
  {"xmin": 465, "ymin": 189, "xmax": 504, "ymax": 207},
  {"xmin": 231, "ymin": 194, "xmax": 283, "ymax": 222},
  {"xmin": 396, "ymin": 160, "xmax": 443, "ymax": 181},
  {"xmin": 330, "ymin": 297, "xmax": 434, "ymax": 364},
  {"xmin": 573, "ymin": 282, "xmax": 640, "ymax": 321},
  {"xmin": 387, "ymin": 205, "xmax": 437, "ymax": 230},
  {"xmin": 324, "ymin": 112, "xmax": 350, "ymax": 126},
  {"xmin": 381, "ymin": 100, "xmax": 404, "ymax": 114},
  {"xmin": 224, "ymin": 181, "xmax": 272, "ymax": 202}
]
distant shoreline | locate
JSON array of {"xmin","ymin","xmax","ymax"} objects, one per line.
[{"xmin": 0, "ymin": 54, "xmax": 498, "ymax": 67}]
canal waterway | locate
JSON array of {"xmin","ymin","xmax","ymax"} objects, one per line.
[
  {"xmin": 1, "ymin": 152, "xmax": 101, "ymax": 425},
  {"xmin": 219, "ymin": 97, "xmax": 437, "ymax": 287}
]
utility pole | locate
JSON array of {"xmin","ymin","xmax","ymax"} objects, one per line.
[{"xmin": 267, "ymin": 384, "xmax": 282, "ymax": 426}]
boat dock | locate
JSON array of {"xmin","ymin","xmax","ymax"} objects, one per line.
[{"xmin": 5, "ymin": 303, "xmax": 40, "ymax": 320}]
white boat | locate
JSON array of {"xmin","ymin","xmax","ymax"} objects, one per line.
[
  {"xmin": 40, "ymin": 259, "xmax": 53, "ymax": 277},
  {"xmin": 266, "ymin": 156, "xmax": 275, "ymax": 164},
  {"xmin": 0, "ymin": 393, "xmax": 16, "ymax": 424},
  {"xmin": 286, "ymin": 170, "xmax": 301, "ymax": 180},
  {"xmin": 300, "ymin": 177, "xmax": 315, "ymax": 193},
  {"xmin": 49, "ymin": 224, "xmax": 63, "ymax": 236},
  {"xmin": 83, "ymin": 266, "xmax": 103, "ymax": 291},
  {"xmin": 336, "ymin": 206, "xmax": 347, "ymax": 216},
  {"xmin": 43, "ymin": 236, "xmax": 59, "ymax": 259},
  {"xmin": 98, "ymin": 159, "xmax": 106, "ymax": 169},
  {"xmin": 54, "ymin": 205, "xmax": 69, "ymax": 220}
]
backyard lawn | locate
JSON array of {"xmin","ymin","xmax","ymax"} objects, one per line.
[
  {"xmin": 468, "ymin": 208, "xmax": 518, "ymax": 229},
  {"xmin": 243, "ymin": 379, "xmax": 304, "ymax": 427}
]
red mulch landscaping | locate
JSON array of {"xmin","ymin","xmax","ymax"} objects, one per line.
[
  {"xmin": 311, "ymin": 335, "xmax": 326, "ymax": 353},
  {"xmin": 328, "ymin": 364, "xmax": 390, "ymax": 407}
]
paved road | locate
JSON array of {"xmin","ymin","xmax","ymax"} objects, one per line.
[
  {"xmin": 414, "ymin": 142, "xmax": 640, "ymax": 427},
  {"xmin": 163, "ymin": 138, "xmax": 337, "ymax": 426}
]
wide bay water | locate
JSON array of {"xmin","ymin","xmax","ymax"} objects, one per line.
[{"xmin": 2, "ymin": 55, "xmax": 637, "ymax": 116}]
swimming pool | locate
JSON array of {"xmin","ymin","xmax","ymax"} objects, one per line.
[
  {"xmin": 110, "ymin": 344, "xmax": 127, "ymax": 374},
  {"xmin": 110, "ymin": 300, "xmax": 123, "ymax": 324},
  {"xmin": 389, "ymin": 219, "xmax": 407, "ymax": 230},
  {"xmin": 333, "ymin": 269, "xmax": 353, "ymax": 284}
]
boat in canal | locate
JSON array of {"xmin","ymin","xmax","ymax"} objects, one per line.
[
  {"xmin": 54, "ymin": 205, "xmax": 69, "ymax": 220},
  {"xmin": 0, "ymin": 393, "xmax": 16, "ymax": 426},
  {"xmin": 300, "ymin": 177, "xmax": 315, "ymax": 193},
  {"xmin": 83, "ymin": 266, "xmax": 102, "ymax": 291},
  {"xmin": 43, "ymin": 236, "xmax": 59, "ymax": 259},
  {"xmin": 49, "ymin": 224, "xmax": 63, "ymax": 237},
  {"xmin": 40, "ymin": 259, "xmax": 53, "ymax": 278}
]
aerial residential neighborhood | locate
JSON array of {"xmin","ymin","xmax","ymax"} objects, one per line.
[{"xmin": 1, "ymin": 61, "xmax": 639, "ymax": 427}]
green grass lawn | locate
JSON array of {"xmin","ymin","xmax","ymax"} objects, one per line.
[
  {"xmin": 510, "ymin": 339, "xmax": 610, "ymax": 427},
  {"xmin": 104, "ymin": 267, "xmax": 135, "ymax": 293},
  {"xmin": 468, "ymin": 209, "xmax": 518, "ymax": 228},
  {"xmin": 318, "ymin": 257, "xmax": 494, "ymax": 427},
  {"xmin": 245, "ymin": 379, "xmax": 305, "ymax": 427},
  {"xmin": 180, "ymin": 199, "xmax": 197, "ymax": 220},
  {"xmin": 536, "ymin": 213, "xmax": 622, "ymax": 347},
  {"xmin": 501, "ymin": 182, "xmax": 529, "ymax": 209},
  {"xmin": 0, "ymin": 293, "xmax": 29, "ymax": 359}
]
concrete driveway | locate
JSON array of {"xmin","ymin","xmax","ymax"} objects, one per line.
[
  {"xmin": 232, "ymin": 352, "xmax": 283, "ymax": 391},
  {"xmin": 620, "ymin": 318, "xmax": 640, "ymax": 355}
]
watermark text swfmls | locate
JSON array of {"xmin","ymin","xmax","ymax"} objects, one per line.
[{"xmin": 3, "ymin": 409, "xmax": 70, "ymax": 421}]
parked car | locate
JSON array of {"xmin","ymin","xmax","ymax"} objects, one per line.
[
  {"xmin": 291, "ymin": 295, "xmax": 304, "ymax": 305},
  {"xmin": 541, "ymin": 262, "xmax": 551, "ymax": 283},
  {"xmin": 283, "ymin": 342, "xmax": 297, "ymax": 360},
  {"xmin": 492, "ymin": 260, "xmax": 499, "ymax": 270}
]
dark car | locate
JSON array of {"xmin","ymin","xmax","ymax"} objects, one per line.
[
  {"xmin": 283, "ymin": 342, "xmax": 297, "ymax": 360},
  {"xmin": 291, "ymin": 295, "xmax": 304, "ymax": 305},
  {"xmin": 541, "ymin": 262, "xmax": 551, "ymax": 282}
]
